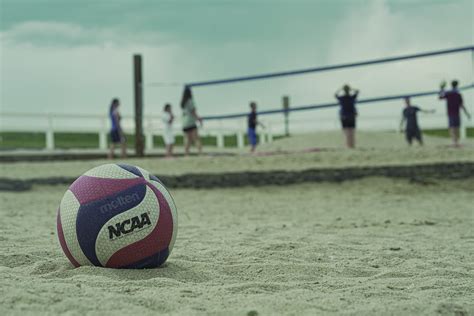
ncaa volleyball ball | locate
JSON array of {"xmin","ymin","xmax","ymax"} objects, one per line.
[{"xmin": 56, "ymin": 163, "xmax": 177, "ymax": 269}]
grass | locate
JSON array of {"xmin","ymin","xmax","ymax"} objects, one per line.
[
  {"xmin": 55, "ymin": 133, "xmax": 100, "ymax": 149},
  {"xmin": 0, "ymin": 132, "xmax": 46, "ymax": 149},
  {"xmin": 424, "ymin": 127, "xmax": 474, "ymax": 138},
  {"xmin": 0, "ymin": 132, "xmax": 256, "ymax": 150}
]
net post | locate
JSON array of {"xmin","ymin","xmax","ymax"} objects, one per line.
[
  {"xmin": 134, "ymin": 54, "xmax": 144, "ymax": 157},
  {"xmin": 282, "ymin": 96, "xmax": 290, "ymax": 136}
]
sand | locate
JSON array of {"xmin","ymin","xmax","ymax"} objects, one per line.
[
  {"xmin": 1, "ymin": 131, "xmax": 473, "ymax": 180},
  {"xmin": 0, "ymin": 131, "xmax": 473, "ymax": 315}
]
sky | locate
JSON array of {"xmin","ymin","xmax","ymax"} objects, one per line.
[{"xmin": 0, "ymin": 0, "xmax": 473, "ymax": 132}]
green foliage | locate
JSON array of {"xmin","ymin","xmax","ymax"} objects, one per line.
[
  {"xmin": 424, "ymin": 128, "xmax": 473, "ymax": 138},
  {"xmin": 0, "ymin": 132, "xmax": 45, "ymax": 149},
  {"xmin": 55, "ymin": 132, "xmax": 99, "ymax": 149},
  {"xmin": 1, "ymin": 131, "xmax": 281, "ymax": 149}
]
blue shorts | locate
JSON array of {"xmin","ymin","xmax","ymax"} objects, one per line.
[
  {"xmin": 448, "ymin": 116, "xmax": 460, "ymax": 128},
  {"xmin": 247, "ymin": 128, "xmax": 257, "ymax": 146},
  {"xmin": 110, "ymin": 130, "xmax": 122, "ymax": 143},
  {"xmin": 406, "ymin": 128, "xmax": 422, "ymax": 144},
  {"xmin": 340, "ymin": 116, "xmax": 356, "ymax": 128}
]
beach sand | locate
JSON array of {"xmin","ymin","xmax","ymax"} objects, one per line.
[
  {"xmin": 1, "ymin": 131, "xmax": 473, "ymax": 179},
  {"xmin": 0, "ymin": 132, "xmax": 473, "ymax": 315}
]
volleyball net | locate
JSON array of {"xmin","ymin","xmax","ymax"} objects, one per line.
[{"xmin": 172, "ymin": 46, "xmax": 474, "ymax": 135}]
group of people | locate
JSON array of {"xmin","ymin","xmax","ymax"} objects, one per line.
[
  {"xmin": 107, "ymin": 87, "xmax": 204, "ymax": 159},
  {"xmin": 108, "ymin": 88, "xmax": 263, "ymax": 159},
  {"xmin": 107, "ymin": 79, "xmax": 470, "ymax": 158},
  {"xmin": 335, "ymin": 80, "xmax": 471, "ymax": 148}
]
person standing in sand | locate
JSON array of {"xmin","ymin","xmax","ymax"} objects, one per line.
[
  {"xmin": 399, "ymin": 97, "xmax": 435, "ymax": 146},
  {"xmin": 247, "ymin": 101, "xmax": 265, "ymax": 153},
  {"xmin": 335, "ymin": 84, "xmax": 359, "ymax": 148},
  {"xmin": 108, "ymin": 98, "xmax": 127, "ymax": 159},
  {"xmin": 438, "ymin": 80, "xmax": 471, "ymax": 147},
  {"xmin": 181, "ymin": 86, "xmax": 203, "ymax": 156},
  {"xmin": 162, "ymin": 103, "xmax": 175, "ymax": 158}
]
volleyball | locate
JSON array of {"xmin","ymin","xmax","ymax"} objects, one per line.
[{"xmin": 56, "ymin": 163, "xmax": 177, "ymax": 269}]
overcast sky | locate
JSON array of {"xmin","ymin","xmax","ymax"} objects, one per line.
[{"xmin": 0, "ymin": 0, "xmax": 473, "ymax": 130}]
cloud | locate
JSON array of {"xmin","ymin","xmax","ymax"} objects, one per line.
[{"xmin": 0, "ymin": 21, "xmax": 171, "ymax": 47}]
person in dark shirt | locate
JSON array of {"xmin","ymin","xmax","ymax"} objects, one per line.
[
  {"xmin": 247, "ymin": 102, "xmax": 264, "ymax": 153},
  {"xmin": 439, "ymin": 80, "xmax": 471, "ymax": 146},
  {"xmin": 399, "ymin": 97, "xmax": 435, "ymax": 146},
  {"xmin": 335, "ymin": 84, "xmax": 359, "ymax": 148}
]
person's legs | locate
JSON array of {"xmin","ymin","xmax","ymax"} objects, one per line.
[
  {"xmin": 405, "ymin": 131, "xmax": 413, "ymax": 146},
  {"xmin": 109, "ymin": 130, "xmax": 121, "ymax": 159},
  {"xmin": 453, "ymin": 128, "xmax": 460, "ymax": 146},
  {"xmin": 184, "ymin": 131, "xmax": 192, "ymax": 156},
  {"xmin": 108, "ymin": 143, "xmax": 115, "ymax": 159},
  {"xmin": 193, "ymin": 129, "xmax": 202, "ymax": 154},
  {"xmin": 248, "ymin": 128, "xmax": 257, "ymax": 152},
  {"xmin": 120, "ymin": 140, "xmax": 127, "ymax": 158},
  {"xmin": 448, "ymin": 116, "xmax": 460, "ymax": 146},
  {"xmin": 415, "ymin": 129, "xmax": 423, "ymax": 146},
  {"xmin": 341, "ymin": 117, "xmax": 355, "ymax": 149},
  {"xmin": 343, "ymin": 128, "xmax": 355, "ymax": 148},
  {"xmin": 342, "ymin": 128, "xmax": 349, "ymax": 148}
]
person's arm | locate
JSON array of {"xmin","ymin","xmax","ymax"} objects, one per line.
[
  {"xmin": 115, "ymin": 112, "xmax": 125, "ymax": 140},
  {"xmin": 353, "ymin": 91, "xmax": 359, "ymax": 116},
  {"xmin": 460, "ymin": 96, "xmax": 471, "ymax": 119},
  {"xmin": 420, "ymin": 109, "xmax": 435, "ymax": 114},
  {"xmin": 115, "ymin": 112, "xmax": 123, "ymax": 133},
  {"xmin": 334, "ymin": 88, "xmax": 342, "ymax": 99},
  {"xmin": 439, "ymin": 81, "xmax": 447, "ymax": 99},
  {"xmin": 399, "ymin": 115, "xmax": 406, "ymax": 132},
  {"xmin": 192, "ymin": 109, "xmax": 203, "ymax": 126}
]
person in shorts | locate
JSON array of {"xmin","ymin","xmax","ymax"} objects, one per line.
[
  {"xmin": 438, "ymin": 80, "xmax": 471, "ymax": 147},
  {"xmin": 108, "ymin": 98, "xmax": 127, "ymax": 159},
  {"xmin": 247, "ymin": 101, "xmax": 264, "ymax": 153},
  {"xmin": 162, "ymin": 103, "xmax": 175, "ymax": 158},
  {"xmin": 399, "ymin": 97, "xmax": 435, "ymax": 146},
  {"xmin": 181, "ymin": 86, "xmax": 203, "ymax": 155},
  {"xmin": 335, "ymin": 84, "xmax": 359, "ymax": 148}
]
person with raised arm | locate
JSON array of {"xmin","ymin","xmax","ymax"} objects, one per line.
[
  {"xmin": 335, "ymin": 84, "xmax": 359, "ymax": 148},
  {"xmin": 439, "ymin": 80, "xmax": 471, "ymax": 147}
]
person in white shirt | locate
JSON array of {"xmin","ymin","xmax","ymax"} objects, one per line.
[{"xmin": 162, "ymin": 103, "xmax": 175, "ymax": 158}]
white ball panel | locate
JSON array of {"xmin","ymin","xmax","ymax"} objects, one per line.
[
  {"xmin": 94, "ymin": 186, "xmax": 160, "ymax": 266},
  {"xmin": 149, "ymin": 179, "xmax": 178, "ymax": 252},
  {"xmin": 59, "ymin": 190, "xmax": 92, "ymax": 266},
  {"xmin": 136, "ymin": 166, "xmax": 150, "ymax": 179},
  {"xmin": 84, "ymin": 164, "xmax": 138, "ymax": 179}
]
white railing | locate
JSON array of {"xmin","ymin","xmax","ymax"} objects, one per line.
[
  {"xmin": 0, "ymin": 112, "xmax": 274, "ymax": 151},
  {"xmin": 0, "ymin": 110, "xmax": 470, "ymax": 151}
]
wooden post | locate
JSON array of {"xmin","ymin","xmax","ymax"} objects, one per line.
[
  {"xmin": 134, "ymin": 54, "xmax": 144, "ymax": 157},
  {"xmin": 283, "ymin": 96, "xmax": 290, "ymax": 137}
]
